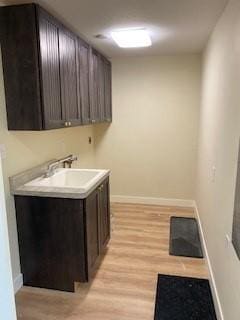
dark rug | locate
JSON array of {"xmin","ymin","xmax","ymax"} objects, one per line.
[
  {"xmin": 154, "ymin": 274, "xmax": 217, "ymax": 320},
  {"xmin": 169, "ymin": 216, "xmax": 203, "ymax": 258}
]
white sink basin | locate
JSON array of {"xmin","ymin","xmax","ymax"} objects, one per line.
[{"xmin": 25, "ymin": 168, "xmax": 108, "ymax": 193}]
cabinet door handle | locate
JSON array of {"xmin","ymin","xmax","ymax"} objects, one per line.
[{"xmin": 98, "ymin": 185, "xmax": 104, "ymax": 192}]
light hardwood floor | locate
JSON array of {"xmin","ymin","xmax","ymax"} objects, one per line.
[{"xmin": 16, "ymin": 203, "xmax": 208, "ymax": 320}]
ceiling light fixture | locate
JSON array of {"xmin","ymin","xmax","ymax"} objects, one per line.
[{"xmin": 111, "ymin": 28, "xmax": 152, "ymax": 48}]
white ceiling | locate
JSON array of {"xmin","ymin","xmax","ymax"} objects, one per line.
[{"xmin": 1, "ymin": 0, "xmax": 228, "ymax": 58}]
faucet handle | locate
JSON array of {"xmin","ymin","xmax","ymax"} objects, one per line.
[
  {"xmin": 71, "ymin": 155, "xmax": 78, "ymax": 161},
  {"xmin": 64, "ymin": 155, "xmax": 78, "ymax": 168}
]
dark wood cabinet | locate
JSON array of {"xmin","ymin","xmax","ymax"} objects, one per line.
[
  {"xmin": 14, "ymin": 177, "xmax": 110, "ymax": 292},
  {"xmin": 85, "ymin": 188, "xmax": 100, "ymax": 277},
  {"xmin": 58, "ymin": 28, "xmax": 80, "ymax": 126},
  {"xmin": 99, "ymin": 179, "xmax": 111, "ymax": 251},
  {"xmin": 14, "ymin": 196, "xmax": 86, "ymax": 292},
  {"xmin": 77, "ymin": 39, "xmax": 91, "ymax": 125},
  {"xmin": 89, "ymin": 48, "xmax": 100, "ymax": 123},
  {"xmin": 89, "ymin": 50, "xmax": 112, "ymax": 124},
  {"xmin": 38, "ymin": 8, "xmax": 64, "ymax": 129},
  {"xmin": 0, "ymin": 4, "xmax": 43, "ymax": 130},
  {"xmin": 85, "ymin": 178, "xmax": 111, "ymax": 277},
  {"xmin": 103, "ymin": 59, "xmax": 112, "ymax": 122},
  {"xmin": 98, "ymin": 54, "xmax": 106, "ymax": 122},
  {"xmin": 0, "ymin": 3, "xmax": 112, "ymax": 130}
]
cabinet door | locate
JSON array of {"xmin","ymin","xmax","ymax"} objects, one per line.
[
  {"xmin": 38, "ymin": 9, "xmax": 64, "ymax": 129},
  {"xmin": 59, "ymin": 28, "xmax": 80, "ymax": 126},
  {"xmin": 0, "ymin": 4, "xmax": 44, "ymax": 130},
  {"xmin": 98, "ymin": 54, "xmax": 105, "ymax": 122},
  {"xmin": 85, "ymin": 188, "xmax": 100, "ymax": 278},
  {"xmin": 89, "ymin": 48, "xmax": 100, "ymax": 123},
  {"xmin": 77, "ymin": 39, "xmax": 90, "ymax": 124},
  {"xmin": 99, "ymin": 179, "xmax": 110, "ymax": 252},
  {"xmin": 104, "ymin": 59, "xmax": 112, "ymax": 122},
  {"xmin": 15, "ymin": 196, "xmax": 86, "ymax": 292}
]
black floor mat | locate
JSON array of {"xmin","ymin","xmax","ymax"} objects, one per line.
[
  {"xmin": 154, "ymin": 274, "xmax": 217, "ymax": 320},
  {"xmin": 169, "ymin": 216, "xmax": 203, "ymax": 258}
]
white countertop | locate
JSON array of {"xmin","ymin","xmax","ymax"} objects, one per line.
[{"xmin": 10, "ymin": 162, "xmax": 110, "ymax": 199}]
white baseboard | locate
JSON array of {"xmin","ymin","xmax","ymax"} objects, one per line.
[
  {"xmin": 14, "ymin": 273, "xmax": 23, "ymax": 294},
  {"xmin": 111, "ymin": 195, "xmax": 195, "ymax": 207},
  {"xmin": 194, "ymin": 203, "xmax": 224, "ymax": 320}
]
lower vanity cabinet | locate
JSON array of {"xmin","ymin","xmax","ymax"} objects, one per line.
[{"xmin": 14, "ymin": 177, "xmax": 110, "ymax": 292}]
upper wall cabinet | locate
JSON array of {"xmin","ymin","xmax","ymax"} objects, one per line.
[{"xmin": 0, "ymin": 4, "xmax": 112, "ymax": 130}]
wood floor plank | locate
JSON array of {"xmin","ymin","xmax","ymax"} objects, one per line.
[{"xmin": 16, "ymin": 202, "xmax": 208, "ymax": 320}]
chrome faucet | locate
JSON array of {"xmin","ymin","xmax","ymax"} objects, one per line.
[{"xmin": 45, "ymin": 154, "xmax": 78, "ymax": 178}]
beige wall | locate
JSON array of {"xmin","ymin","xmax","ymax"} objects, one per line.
[
  {"xmin": 94, "ymin": 55, "xmax": 201, "ymax": 201},
  {"xmin": 196, "ymin": 0, "xmax": 240, "ymax": 319},
  {"xmin": 0, "ymin": 52, "xmax": 95, "ymax": 280}
]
